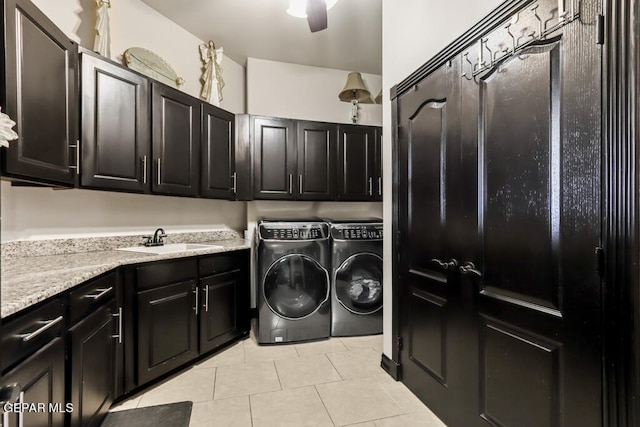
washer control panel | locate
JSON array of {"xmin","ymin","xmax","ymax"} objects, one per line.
[
  {"xmin": 259, "ymin": 222, "xmax": 329, "ymax": 241},
  {"xmin": 332, "ymin": 224, "xmax": 383, "ymax": 241}
]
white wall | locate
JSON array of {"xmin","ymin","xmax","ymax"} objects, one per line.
[
  {"xmin": 1, "ymin": 0, "xmax": 248, "ymax": 242},
  {"xmin": 247, "ymin": 58, "xmax": 382, "ymax": 125},
  {"xmin": 381, "ymin": 0, "xmax": 504, "ymax": 357}
]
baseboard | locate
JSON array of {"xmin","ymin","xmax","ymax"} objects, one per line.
[{"xmin": 380, "ymin": 354, "xmax": 401, "ymax": 380}]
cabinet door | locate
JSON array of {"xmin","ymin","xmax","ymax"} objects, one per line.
[
  {"xmin": 337, "ymin": 125, "xmax": 376, "ymax": 200},
  {"xmin": 1, "ymin": 0, "xmax": 77, "ymax": 186},
  {"xmin": 201, "ymin": 103, "xmax": 235, "ymax": 199},
  {"xmin": 200, "ymin": 269, "xmax": 248, "ymax": 354},
  {"xmin": 137, "ymin": 280, "xmax": 198, "ymax": 384},
  {"xmin": 67, "ymin": 301, "xmax": 116, "ymax": 427},
  {"xmin": 80, "ymin": 52, "xmax": 150, "ymax": 192},
  {"xmin": 374, "ymin": 127, "xmax": 382, "ymax": 201},
  {"xmin": 296, "ymin": 121, "xmax": 336, "ymax": 200},
  {"xmin": 151, "ymin": 83, "xmax": 200, "ymax": 196},
  {"xmin": 253, "ymin": 117, "xmax": 296, "ymax": 199},
  {"xmin": 1, "ymin": 338, "xmax": 65, "ymax": 427}
]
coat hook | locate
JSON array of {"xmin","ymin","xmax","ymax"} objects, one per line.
[
  {"xmin": 461, "ymin": 52, "xmax": 473, "ymax": 80},
  {"xmin": 494, "ymin": 47, "xmax": 509, "ymax": 63},
  {"xmin": 532, "ymin": 5, "xmax": 543, "ymax": 37},
  {"xmin": 506, "ymin": 23, "xmax": 516, "ymax": 52},
  {"xmin": 485, "ymin": 43, "xmax": 494, "ymax": 68}
]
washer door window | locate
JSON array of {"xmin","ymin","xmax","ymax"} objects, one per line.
[
  {"xmin": 335, "ymin": 253, "xmax": 383, "ymax": 314},
  {"xmin": 264, "ymin": 254, "xmax": 330, "ymax": 319}
]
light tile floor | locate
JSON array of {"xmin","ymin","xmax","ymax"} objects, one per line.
[{"xmin": 110, "ymin": 334, "xmax": 446, "ymax": 427}]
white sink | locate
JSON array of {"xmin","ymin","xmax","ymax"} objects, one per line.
[{"xmin": 117, "ymin": 243, "xmax": 221, "ymax": 255}]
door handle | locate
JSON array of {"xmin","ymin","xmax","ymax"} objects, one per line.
[
  {"xmin": 430, "ymin": 258, "xmax": 458, "ymax": 271},
  {"xmin": 112, "ymin": 307, "xmax": 123, "ymax": 344},
  {"xmin": 194, "ymin": 287, "xmax": 199, "ymax": 315},
  {"xmin": 142, "ymin": 155, "xmax": 148, "ymax": 184},
  {"xmin": 231, "ymin": 172, "xmax": 237, "ymax": 193},
  {"xmin": 205, "ymin": 285, "xmax": 209, "ymax": 312},
  {"xmin": 1, "ymin": 383, "xmax": 21, "ymax": 426},
  {"xmin": 378, "ymin": 177, "xmax": 382, "ymax": 196},
  {"xmin": 299, "ymin": 174, "xmax": 303, "ymax": 194},
  {"xmin": 288, "ymin": 174, "xmax": 293, "ymax": 194},
  {"xmin": 368, "ymin": 177, "xmax": 373, "ymax": 196},
  {"xmin": 157, "ymin": 158, "xmax": 162, "ymax": 185},
  {"xmin": 459, "ymin": 262, "xmax": 483, "ymax": 278}
]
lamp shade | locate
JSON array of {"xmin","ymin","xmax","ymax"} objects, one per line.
[{"xmin": 339, "ymin": 72, "xmax": 371, "ymax": 103}]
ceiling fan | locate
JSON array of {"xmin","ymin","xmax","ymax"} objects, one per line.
[{"xmin": 287, "ymin": 0, "xmax": 338, "ymax": 33}]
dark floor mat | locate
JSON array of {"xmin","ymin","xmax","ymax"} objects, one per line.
[{"xmin": 100, "ymin": 401, "xmax": 192, "ymax": 427}]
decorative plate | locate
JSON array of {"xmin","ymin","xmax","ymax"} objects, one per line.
[{"xmin": 123, "ymin": 47, "xmax": 184, "ymax": 88}]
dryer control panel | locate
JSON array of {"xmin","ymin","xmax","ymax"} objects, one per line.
[
  {"xmin": 331, "ymin": 224, "xmax": 383, "ymax": 241},
  {"xmin": 259, "ymin": 222, "xmax": 329, "ymax": 241}
]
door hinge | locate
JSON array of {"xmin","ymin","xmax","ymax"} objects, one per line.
[
  {"xmin": 396, "ymin": 336, "xmax": 403, "ymax": 352},
  {"xmin": 596, "ymin": 14, "xmax": 605, "ymax": 45},
  {"xmin": 595, "ymin": 246, "xmax": 605, "ymax": 277}
]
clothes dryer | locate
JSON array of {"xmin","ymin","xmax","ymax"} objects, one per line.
[
  {"xmin": 329, "ymin": 219, "xmax": 383, "ymax": 336},
  {"xmin": 256, "ymin": 218, "xmax": 331, "ymax": 344}
]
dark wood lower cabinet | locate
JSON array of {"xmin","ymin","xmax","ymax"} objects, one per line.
[
  {"xmin": 67, "ymin": 301, "xmax": 118, "ymax": 427},
  {"xmin": 1, "ymin": 338, "xmax": 66, "ymax": 427},
  {"xmin": 136, "ymin": 280, "xmax": 198, "ymax": 385},
  {"xmin": 200, "ymin": 270, "xmax": 248, "ymax": 353}
]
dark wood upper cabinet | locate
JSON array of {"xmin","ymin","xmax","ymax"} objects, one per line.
[
  {"xmin": 296, "ymin": 121, "xmax": 336, "ymax": 200},
  {"xmin": 1, "ymin": 0, "xmax": 78, "ymax": 186},
  {"xmin": 337, "ymin": 124, "xmax": 377, "ymax": 201},
  {"xmin": 151, "ymin": 82, "xmax": 200, "ymax": 197},
  {"xmin": 253, "ymin": 116, "xmax": 296, "ymax": 199},
  {"xmin": 201, "ymin": 103, "xmax": 235, "ymax": 199},
  {"xmin": 374, "ymin": 127, "xmax": 382, "ymax": 201},
  {"xmin": 80, "ymin": 51, "xmax": 150, "ymax": 192}
]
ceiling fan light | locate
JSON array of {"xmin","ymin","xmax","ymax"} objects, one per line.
[
  {"xmin": 287, "ymin": 0, "xmax": 338, "ymax": 19},
  {"xmin": 287, "ymin": 0, "xmax": 308, "ymax": 18}
]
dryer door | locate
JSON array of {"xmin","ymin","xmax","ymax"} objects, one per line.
[
  {"xmin": 263, "ymin": 254, "xmax": 330, "ymax": 319},
  {"xmin": 335, "ymin": 253, "xmax": 383, "ymax": 315}
]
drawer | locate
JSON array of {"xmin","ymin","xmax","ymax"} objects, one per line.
[
  {"xmin": 69, "ymin": 271, "xmax": 117, "ymax": 325},
  {"xmin": 1, "ymin": 298, "xmax": 65, "ymax": 373},
  {"xmin": 199, "ymin": 251, "xmax": 247, "ymax": 277},
  {"xmin": 136, "ymin": 258, "xmax": 198, "ymax": 290}
]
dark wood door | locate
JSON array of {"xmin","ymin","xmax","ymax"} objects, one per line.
[
  {"xmin": 1, "ymin": 338, "xmax": 65, "ymax": 427},
  {"xmin": 137, "ymin": 280, "xmax": 198, "ymax": 384},
  {"xmin": 201, "ymin": 103, "xmax": 235, "ymax": 199},
  {"xmin": 374, "ymin": 127, "xmax": 382, "ymax": 201},
  {"xmin": 1, "ymin": 0, "xmax": 77, "ymax": 186},
  {"xmin": 199, "ymin": 270, "xmax": 246, "ymax": 354},
  {"xmin": 296, "ymin": 121, "xmax": 336, "ymax": 200},
  {"xmin": 151, "ymin": 83, "xmax": 200, "ymax": 196},
  {"xmin": 397, "ymin": 63, "xmax": 469, "ymax": 425},
  {"xmin": 337, "ymin": 125, "xmax": 376, "ymax": 201},
  {"xmin": 80, "ymin": 51, "xmax": 150, "ymax": 192},
  {"xmin": 253, "ymin": 116, "xmax": 296, "ymax": 199},
  {"xmin": 396, "ymin": 2, "xmax": 602, "ymax": 426},
  {"xmin": 67, "ymin": 301, "xmax": 116, "ymax": 427}
]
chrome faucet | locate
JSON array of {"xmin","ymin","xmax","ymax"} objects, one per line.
[{"xmin": 143, "ymin": 228, "xmax": 167, "ymax": 247}]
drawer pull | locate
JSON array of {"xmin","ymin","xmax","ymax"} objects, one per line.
[
  {"xmin": 84, "ymin": 287, "xmax": 113, "ymax": 300},
  {"xmin": 19, "ymin": 316, "xmax": 63, "ymax": 342},
  {"xmin": 205, "ymin": 285, "xmax": 210, "ymax": 312}
]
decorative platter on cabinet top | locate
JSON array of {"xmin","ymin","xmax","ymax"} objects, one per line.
[{"xmin": 123, "ymin": 47, "xmax": 184, "ymax": 88}]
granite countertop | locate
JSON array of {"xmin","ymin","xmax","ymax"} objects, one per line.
[{"xmin": 1, "ymin": 233, "xmax": 251, "ymax": 319}]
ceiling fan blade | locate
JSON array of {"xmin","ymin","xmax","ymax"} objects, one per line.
[{"xmin": 306, "ymin": 0, "xmax": 328, "ymax": 32}]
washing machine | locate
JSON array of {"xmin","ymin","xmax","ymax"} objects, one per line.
[
  {"xmin": 329, "ymin": 219, "xmax": 383, "ymax": 336},
  {"xmin": 255, "ymin": 218, "xmax": 331, "ymax": 344}
]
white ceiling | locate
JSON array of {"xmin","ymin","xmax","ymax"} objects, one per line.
[{"xmin": 139, "ymin": 0, "xmax": 382, "ymax": 75}]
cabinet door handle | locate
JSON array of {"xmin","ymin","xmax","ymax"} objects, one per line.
[
  {"xmin": 299, "ymin": 175, "xmax": 303, "ymax": 194},
  {"xmin": 112, "ymin": 307, "xmax": 123, "ymax": 344},
  {"xmin": 378, "ymin": 177, "xmax": 382, "ymax": 196},
  {"xmin": 459, "ymin": 262, "xmax": 483, "ymax": 278},
  {"xmin": 288, "ymin": 174, "xmax": 293, "ymax": 194},
  {"xmin": 142, "ymin": 155, "xmax": 148, "ymax": 184},
  {"xmin": 18, "ymin": 316, "xmax": 63, "ymax": 342},
  {"xmin": 368, "ymin": 177, "xmax": 373, "ymax": 196},
  {"xmin": 231, "ymin": 172, "xmax": 237, "ymax": 193},
  {"xmin": 1, "ymin": 383, "xmax": 21, "ymax": 427},
  {"xmin": 84, "ymin": 287, "xmax": 113, "ymax": 301},
  {"xmin": 157, "ymin": 158, "xmax": 162, "ymax": 185},
  {"xmin": 18, "ymin": 391, "xmax": 24, "ymax": 427},
  {"xmin": 430, "ymin": 258, "xmax": 459, "ymax": 271},
  {"xmin": 194, "ymin": 287, "xmax": 199, "ymax": 315},
  {"xmin": 205, "ymin": 285, "xmax": 210, "ymax": 312}
]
